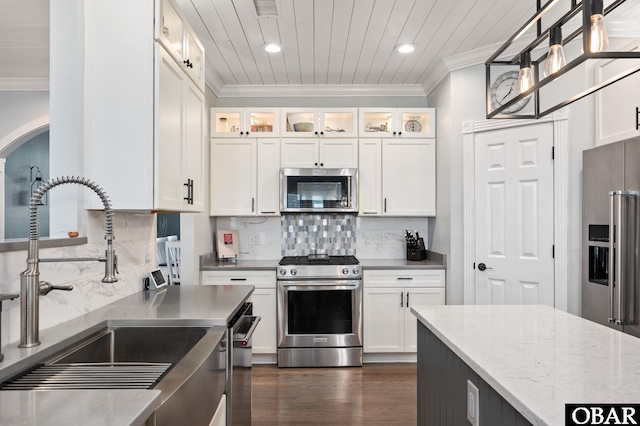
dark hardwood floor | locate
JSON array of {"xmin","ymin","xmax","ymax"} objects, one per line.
[{"xmin": 252, "ymin": 363, "xmax": 417, "ymax": 425}]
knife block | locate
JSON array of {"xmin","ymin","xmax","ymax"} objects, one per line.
[{"xmin": 406, "ymin": 238, "xmax": 427, "ymax": 261}]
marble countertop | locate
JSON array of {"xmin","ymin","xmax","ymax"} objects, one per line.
[
  {"xmin": 411, "ymin": 304, "xmax": 640, "ymax": 426},
  {"xmin": 0, "ymin": 285, "xmax": 253, "ymax": 425}
]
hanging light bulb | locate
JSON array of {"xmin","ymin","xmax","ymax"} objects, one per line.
[
  {"xmin": 517, "ymin": 51, "xmax": 535, "ymax": 93},
  {"xmin": 544, "ymin": 26, "xmax": 566, "ymax": 77},
  {"xmin": 589, "ymin": 0, "xmax": 609, "ymax": 53}
]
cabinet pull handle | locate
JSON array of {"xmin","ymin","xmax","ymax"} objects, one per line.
[
  {"xmin": 261, "ymin": 211, "xmax": 276, "ymax": 214},
  {"xmin": 362, "ymin": 212, "xmax": 378, "ymax": 215},
  {"xmin": 400, "ymin": 291, "xmax": 403, "ymax": 308},
  {"xmin": 407, "ymin": 292, "xmax": 410, "ymax": 307},
  {"xmin": 183, "ymin": 59, "xmax": 193, "ymax": 68},
  {"xmin": 183, "ymin": 178, "xmax": 194, "ymax": 204},
  {"xmin": 384, "ymin": 198, "xmax": 387, "ymax": 212},
  {"xmin": 230, "ymin": 278, "xmax": 247, "ymax": 281},
  {"xmin": 252, "ymin": 197, "xmax": 255, "ymax": 212},
  {"xmin": 636, "ymin": 107, "xmax": 639, "ymax": 130},
  {"xmin": 397, "ymin": 277, "xmax": 413, "ymax": 280}
]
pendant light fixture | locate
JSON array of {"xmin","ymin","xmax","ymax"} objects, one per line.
[
  {"xmin": 543, "ymin": 26, "xmax": 566, "ymax": 77},
  {"xmin": 485, "ymin": 0, "xmax": 640, "ymax": 119},
  {"xmin": 589, "ymin": 0, "xmax": 609, "ymax": 53},
  {"xmin": 517, "ymin": 51, "xmax": 534, "ymax": 93}
]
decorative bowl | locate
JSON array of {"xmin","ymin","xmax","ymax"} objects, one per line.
[{"xmin": 293, "ymin": 122, "xmax": 314, "ymax": 132}]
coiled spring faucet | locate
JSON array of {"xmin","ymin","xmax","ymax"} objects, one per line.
[{"xmin": 19, "ymin": 176, "xmax": 118, "ymax": 348}]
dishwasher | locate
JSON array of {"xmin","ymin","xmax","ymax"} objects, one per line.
[{"xmin": 227, "ymin": 302, "xmax": 261, "ymax": 426}]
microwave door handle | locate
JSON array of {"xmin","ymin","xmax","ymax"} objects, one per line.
[{"xmin": 609, "ymin": 191, "xmax": 616, "ymax": 323}]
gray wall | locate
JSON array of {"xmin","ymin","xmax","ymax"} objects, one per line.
[{"xmin": 215, "ymin": 95, "xmax": 427, "ymax": 108}]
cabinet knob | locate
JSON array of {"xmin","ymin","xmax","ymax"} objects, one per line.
[
  {"xmin": 315, "ymin": 162, "xmax": 318, "ymax": 166},
  {"xmin": 183, "ymin": 59, "xmax": 193, "ymax": 68},
  {"xmin": 315, "ymin": 131, "xmax": 319, "ymax": 135},
  {"xmin": 398, "ymin": 131, "xmax": 402, "ymax": 136},
  {"xmin": 246, "ymin": 131, "xmax": 250, "ymax": 135},
  {"xmin": 240, "ymin": 131, "xmax": 244, "ymax": 135},
  {"xmin": 393, "ymin": 131, "xmax": 397, "ymax": 135},
  {"xmin": 320, "ymin": 163, "xmax": 324, "ymax": 167},
  {"xmin": 320, "ymin": 131, "xmax": 324, "ymax": 135}
]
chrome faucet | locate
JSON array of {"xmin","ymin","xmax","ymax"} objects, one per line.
[{"xmin": 19, "ymin": 176, "xmax": 118, "ymax": 348}]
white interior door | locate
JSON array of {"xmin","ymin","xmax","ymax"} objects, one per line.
[{"xmin": 474, "ymin": 122, "xmax": 555, "ymax": 306}]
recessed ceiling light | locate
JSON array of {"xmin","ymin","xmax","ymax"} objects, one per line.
[
  {"xmin": 397, "ymin": 44, "xmax": 416, "ymax": 53},
  {"xmin": 263, "ymin": 42, "xmax": 282, "ymax": 53}
]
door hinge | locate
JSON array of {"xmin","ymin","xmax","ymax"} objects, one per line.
[
  {"xmin": 552, "ymin": 146, "xmax": 555, "ymax": 160},
  {"xmin": 552, "ymin": 245, "xmax": 555, "ymax": 258}
]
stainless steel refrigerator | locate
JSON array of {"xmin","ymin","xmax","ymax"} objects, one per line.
[{"xmin": 582, "ymin": 136, "xmax": 640, "ymax": 337}]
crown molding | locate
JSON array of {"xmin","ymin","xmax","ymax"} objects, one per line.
[
  {"xmin": 0, "ymin": 78, "xmax": 49, "ymax": 91},
  {"xmin": 205, "ymin": 71, "xmax": 225, "ymax": 96},
  {"xmin": 215, "ymin": 84, "xmax": 426, "ymax": 98}
]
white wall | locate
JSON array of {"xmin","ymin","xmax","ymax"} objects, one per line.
[{"xmin": 0, "ymin": 92, "xmax": 49, "ymax": 144}]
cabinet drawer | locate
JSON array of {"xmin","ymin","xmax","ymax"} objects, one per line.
[
  {"xmin": 201, "ymin": 270, "xmax": 276, "ymax": 289},
  {"xmin": 364, "ymin": 269, "xmax": 445, "ymax": 288}
]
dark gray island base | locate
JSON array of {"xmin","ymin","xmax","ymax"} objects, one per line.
[{"xmin": 417, "ymin": 322, "xmax": 531, "ymax": 425}]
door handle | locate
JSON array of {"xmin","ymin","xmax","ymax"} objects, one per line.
[{"xmin": 477, "ymin": 263, "xmax": 492, "ymax": 271}]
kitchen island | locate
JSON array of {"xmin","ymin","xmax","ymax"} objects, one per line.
[
  {"xmin": 411, "ymin": 304, "xmax": 640, "ymax": 426},
  {"xmin": 0, "ymin": 285, "xmax": 253, "ymax": 425}
]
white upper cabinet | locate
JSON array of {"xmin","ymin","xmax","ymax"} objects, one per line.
[
  {"xmin": 595, "ymin": 40, "xmax": 640, "ymax": 146},
  {"xmin": 382, "ymin": 139, "xmax": 436, "ymax": 216},
  {"xmin": 84, "ymin": 0, "xmax": 204, "ymax": 212},
  {"xmin": 155, "ymin": 0, "xmax": 205, "ymax": 91},
  {"xmin": 210, "ymin": 139, "xmax": 257, "ymax": 216},
  {"xmin": 359, "ymin": 108, "xmax": 436, "ymax": 138},
  {"xmin": 210, "ymin": 138, "xmax": 280, "ymax": 216},
  {"xmin": 281, "ymin": 108, "xmax": 358, "ymax": 138},
  {"xmin": 281, "ymin": 139, "xmax": 358, "ymax": 169},
  {"xmin": 210, "ymin": 108, "xmax": 280, "ymax": 138}
]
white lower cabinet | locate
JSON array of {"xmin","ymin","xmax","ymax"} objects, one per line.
[
  {"xmin": 209, "ymin": 394, "xmax": 226, "ymax": 426},
  {"xmin": 363, "ymin": 269, "xmax": 445, "ymax": 353},
  {"xmin": 201, "ymin": 271, "xmax": 276, "ymax": 354}
]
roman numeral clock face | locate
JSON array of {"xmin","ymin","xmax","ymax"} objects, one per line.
[{"xmin": 490, "ymin": 70, "xmax": 531, "ymax": 114}]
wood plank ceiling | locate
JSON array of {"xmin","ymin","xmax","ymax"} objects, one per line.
[
  {"xmin": 177, "ymin": 0, "xmax": 540, "ymax": 94},
  {"xmin": 1, "ymin": 0, "xmax": 639, "ymax": 94}
]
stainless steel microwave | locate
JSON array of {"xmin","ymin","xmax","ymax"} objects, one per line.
[{"xmin": 280, "ymin": 168, "xmax": 358, "ymax": 213}]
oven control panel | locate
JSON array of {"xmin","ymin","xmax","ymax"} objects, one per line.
[{"xmin": 277, "ymin": 265, "xmax": 362, "ymax": 279}]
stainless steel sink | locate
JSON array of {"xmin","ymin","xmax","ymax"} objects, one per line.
[{"xmin": 1, "ymin": 325, "xmax": 228, "ymax": 426}]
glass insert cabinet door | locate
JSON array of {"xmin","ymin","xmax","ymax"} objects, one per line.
[
  {"xmin": 210, "ymin": 108, "xmax": 280, "ymax": 137},
  {"xmin": 359, "ymin": 108, "xmax": 436, "ymax": 138},
  {"xmin": 185, "ymin": 30, "xmax": 205, "ymax": 89},
  {"xmin": 158, "ymin": 0, "xmax": 184, "ymax": 57},
  {"xmin": 281, "ymin": 108, "xmax": 358, "ymax": 138}
]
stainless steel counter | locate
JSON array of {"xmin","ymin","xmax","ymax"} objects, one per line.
[{"xmin": 0, "ymin": 285, "xmax": 254, "ymax": 425}]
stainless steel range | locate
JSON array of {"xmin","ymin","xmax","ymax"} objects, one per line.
[{"xmin": 277, "ymin": 254, "xmax": 363, "ymax": 367}]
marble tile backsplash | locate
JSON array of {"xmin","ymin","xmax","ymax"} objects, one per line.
[
  {"xmin": 0, "ymin": 211, "xmax": 156, "ymax": 347},
  {"xmin": 214, "ymin": 215, "xmax": 428, "ymax": 261},
  {"xmin": 282, "ymin": 214, "xmax": 355, "ymax": 256}
]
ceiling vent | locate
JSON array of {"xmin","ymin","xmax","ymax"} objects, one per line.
[{"xmin": 254, "ymin": 0, "xmax": 278, "ymax": 17}]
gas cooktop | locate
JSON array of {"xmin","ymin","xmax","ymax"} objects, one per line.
[{"xmin": 279, "ymin": 255, "xmax": 359, "ymax": 266}]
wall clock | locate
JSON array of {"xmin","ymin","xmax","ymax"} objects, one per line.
[
  {"xmin": 490, "ymin": 70, "xmax": 531, "ymax": 114},
  {"xmin": 405, "ymin": 119, "xmax": 422, "ymax": 132}
]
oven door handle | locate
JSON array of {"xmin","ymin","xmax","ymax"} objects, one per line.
[{"xmin": 279, "ymin": 281, "xmax": 360, "ymax": 289}]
